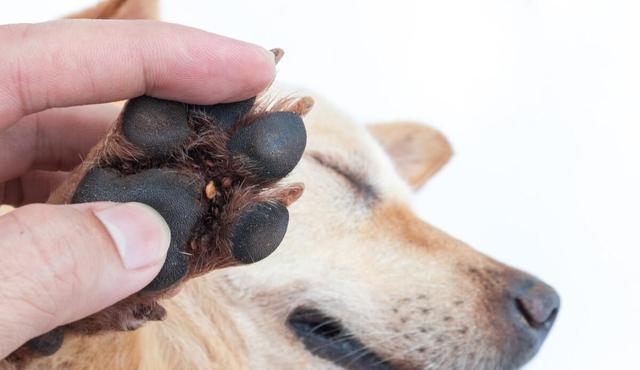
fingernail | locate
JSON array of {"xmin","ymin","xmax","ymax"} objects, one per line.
[
  {"xmin": 271, "ymin": 48, "xmax": 284, "ymax": 64},
  {"xmin": 95, "ymin": 203, "xmax": 171, "ymax": 270}
]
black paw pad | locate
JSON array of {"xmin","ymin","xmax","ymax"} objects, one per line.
[
  {"xmin": 25, "ymin": 328, "xmax": 64, "ymax": 356},
  {"xmin": 228, "ymin": 112, "xmax": 306, "ymax": 179},
  {"xmin": 191, "ymin": 97, "xmax": 255, "ymax": 131},
  {"xmin": 72, "ymin": 168, "xmax": 206, "ymax": 292},
  {"xmin": 122, "ymin": 96, "xmax": 191, "ymax": 158},
  {"xmin": 230, "ymin": 202, "xmax": 289, "ymax": 263}
]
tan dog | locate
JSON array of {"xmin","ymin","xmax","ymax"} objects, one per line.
[{"xmin": 1, "ymin": 1, "xmax": 559, "ymax": 369}]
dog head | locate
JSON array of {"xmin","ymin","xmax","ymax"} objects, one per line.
[
  {"xmin": 209, "ymin": 91, "xmax": 560, "ymax": 370},
  {"xmin": 12, "ymin": 2, "xmax": 557, "ymax": 369}
]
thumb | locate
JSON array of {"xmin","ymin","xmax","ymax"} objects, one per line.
[{"xmin": 0, "ymin": 202, "xmax": 170, "ymax": 357}]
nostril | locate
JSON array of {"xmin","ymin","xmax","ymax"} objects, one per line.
[
  {"xmin": 515, "ymin": 297, "xmax": 558, "ymax": 330},
  {"xmin": 513, "ymin": 280, "xmax": 560, "ymax": 331}
]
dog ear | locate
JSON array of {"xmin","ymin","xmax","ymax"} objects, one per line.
[
  {"xmin": 368, "ymin": 122, "xmax": 452, "ymax": 190},
  {"xmin": 66, "ymin": 0, "xmax": 159, "ymax": 20}
]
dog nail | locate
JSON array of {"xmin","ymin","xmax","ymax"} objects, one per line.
[
  {"xmin": 271, "ymin": 48, "xmax": 284, "ymax": 64},
  {"xmin": 277, "ymin": 183, "xmax": 305, "ymax": 207},
  {"xmin": 291, "ymin": 96, "xmax": 315, "ymax": 116}
]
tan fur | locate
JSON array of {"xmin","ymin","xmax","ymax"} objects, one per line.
[
  {"xmin": 1, "ymin": 84, "xmax": 541, "ymax": 370},
  {"xmin": 368, "ymin": 122, "xmax": 453, "ymax": 189},
  {"xmin": 0, "ymin": 1, "xmax": 551, "ymax": 369}
]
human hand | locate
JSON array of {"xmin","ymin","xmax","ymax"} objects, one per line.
[{"xmin": 0, "ymin": 19, "xmax": 275, "ymax": 359}]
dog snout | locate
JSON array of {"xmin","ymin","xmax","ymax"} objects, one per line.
[{"xmin": 509, "ymin": 275, "xmax": 560, "ymax": 335}]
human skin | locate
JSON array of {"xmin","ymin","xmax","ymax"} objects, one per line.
[{"xmin": 0, "ymin": 19, "xmax": 275, "ymax": 359}]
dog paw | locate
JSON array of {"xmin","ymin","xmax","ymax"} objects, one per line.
[{"xmin": 15, "ymin": 93, "xmax": 311, "ymax": 359}]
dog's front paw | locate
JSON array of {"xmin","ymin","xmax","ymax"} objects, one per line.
[{"xmin": 14, "ymin": 92, "xmax": 311, "ymax": 360}]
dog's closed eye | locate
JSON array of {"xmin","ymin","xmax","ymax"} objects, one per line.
[{"xmin": 307, "ymin": 152, "xmax": 378, "ymax": 204}]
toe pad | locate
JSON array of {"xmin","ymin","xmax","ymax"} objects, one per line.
[
  {"xmin": 228, "ymin": 112, "xmax": 306, "ymax": 179},
  {"xmin": 72, "ymin": 168, "xmax": 205, "ymax": 292},
  {"xmin": 122, "ymin": 96, "xmax": 191, "ymax": 159},
  {"xmin": 230, "ymin": 202, "xmax": 289, "ymax": 264}
]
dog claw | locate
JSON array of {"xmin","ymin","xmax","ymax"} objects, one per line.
[
  {"xmin": 132, "ymin": 302, "xmax": 167, "ymax": 322},
  {"xmin": 290, "ymin": 96, "xmax": 315, "ymax": 116},
  {"xmin": 271, "ymin": 48, "xmax": 284, "ymax": 64},
  {"xmin": 276, "ymin": 183, "xmax": 305, "ymax": 207}
]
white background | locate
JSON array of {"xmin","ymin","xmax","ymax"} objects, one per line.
[{"xmin": 2, "ymin": 1, "xmax": 639, "ymax": 369}]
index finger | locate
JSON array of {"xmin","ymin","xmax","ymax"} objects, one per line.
[{"xmin": 0, "ymin": 19, "xmax": 275, "ymax": 130}]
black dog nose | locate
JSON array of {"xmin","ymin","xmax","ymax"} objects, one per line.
[{"xmin": 510, "ymin": 277, "xmax": 560, "ymax": 332}]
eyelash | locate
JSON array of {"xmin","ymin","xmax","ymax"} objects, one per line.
[{"xmin": 307, "ymin": 152, "xmax": 378, "ymax": 202}]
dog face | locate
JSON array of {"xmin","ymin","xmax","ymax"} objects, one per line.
[
  {"xmin": 3, "ymin": 88, "xmax": 559, "ymax": 370},
  {"xmin": 210, "ymin": 92, "xmax": 560, "ymax": 370},
  {"xmin": 3, "ymin": 2, "xmax": 557, "ymax": 369}
]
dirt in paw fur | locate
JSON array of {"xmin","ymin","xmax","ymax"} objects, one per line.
[{"xmin": 6, "ymin": 89, "xmax": 312, "ymax": 365}]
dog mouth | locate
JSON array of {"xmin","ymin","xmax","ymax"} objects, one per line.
[{"xmin": 286, "ymin": 307, "xmax": 398, "ymax": 370}]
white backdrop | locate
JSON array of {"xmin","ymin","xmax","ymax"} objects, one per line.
[{"xmin": 2, "ymin": 1, "xmax": 639, "ymax": 369}]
